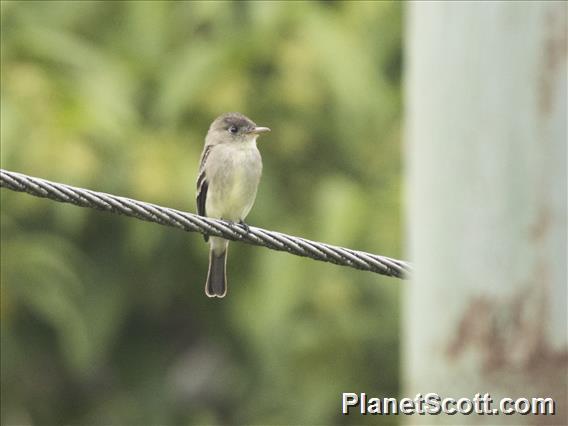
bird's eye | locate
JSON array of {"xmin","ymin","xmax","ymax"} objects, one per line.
[{"xmin": 228, "ymin": 125, "xmax": 238, "ymax": 134}]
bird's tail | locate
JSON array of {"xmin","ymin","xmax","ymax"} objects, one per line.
[{"xmin": 205, "ymin": 242, "xmax": 228, "ymax": 298}]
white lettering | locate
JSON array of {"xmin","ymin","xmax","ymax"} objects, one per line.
[
  {"xmin": 340, "ymin": 393, "xmax": 556, "ymax": 416},
  {"xmin": 532, "ymin": 397, "xmax": 555, "ymax": 415},
  {"xmin": 501, "ymin": 397, "xmax": 514, "ymax": 414},
  {"xmin": 515, "ymin": 398, "xmax": 530, "ymax": 415},
  {"xmin": 425, "ymin": 393, "xmax": 441, "ymax": 415},
  {"xmin": 367, "ymin": 397, "xmax": 381, "ymax": 414},
  {"xmin": 342, "ymin": 393, "xmax": 358, "ymax": 414},
  {"xmin": 457, "ymin": 397, "xmax": 473, "ymax": 414},
  {"xmin": 383, "ymin": 397, "xmax": 398, "ymax": 414},
  {"xmin": 399, "ymin": 398, "xmax": 414, "ymax": 414},
  {"xmin": 442, "ymin": 397, "xmax": 457, "ymax": 415}
]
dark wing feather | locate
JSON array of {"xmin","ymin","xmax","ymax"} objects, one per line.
[
  {"xmin": 196, "ymin": 175, "xmax": 208, "ymax": 217},
  {"xmin": 196, "ymin": 145, "xmax": 213, "ymax": 242}
]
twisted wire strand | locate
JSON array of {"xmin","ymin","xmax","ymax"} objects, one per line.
[{"xmin": 0, "ymin": 169, "xmax": 412, "ymax": 278}]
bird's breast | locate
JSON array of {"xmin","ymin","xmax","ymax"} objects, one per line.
[{"xmin": 205, "ymin": 144, "xmax": 262, "ymax": 221}]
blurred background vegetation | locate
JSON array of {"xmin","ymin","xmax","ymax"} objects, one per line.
[{"xmin": 1, "ymin": 1, "xmax": 403, "ymax": 424}]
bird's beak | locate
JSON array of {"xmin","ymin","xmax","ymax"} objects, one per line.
[{"xmin": 249, "ymin": 126, "xmax": 271, "ymax": 135}]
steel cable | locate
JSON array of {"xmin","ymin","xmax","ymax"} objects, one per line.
[{"xmin": 1, "ymin": 169, "xmax": 412, "ymax": 278}]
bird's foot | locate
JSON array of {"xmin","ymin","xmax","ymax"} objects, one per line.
[{"xmin": 238, "ymin": 220, "xmax": 250, "ymax": 233}]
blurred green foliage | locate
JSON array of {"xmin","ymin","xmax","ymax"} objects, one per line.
[{"xmin": 1, "ymin": 1, "xmax": 403, "ymax": 424}]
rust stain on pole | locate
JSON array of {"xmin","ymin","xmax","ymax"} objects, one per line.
[
  {"xmin": 446, "ymin": 291, "xmax": 568, "ymax": 372},
  {"xmin": 539, "ymin": 9, "xmax": 567, "ymax": 116}
]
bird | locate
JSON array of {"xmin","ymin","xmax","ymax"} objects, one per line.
[{"xmin": 196, "ymin": 112, "xmax": 270, "ymax": 298}]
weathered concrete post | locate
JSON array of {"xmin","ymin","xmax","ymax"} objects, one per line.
[{"xmin": 405, "ymin": 2, "xmax": 566, "ymax": 424}]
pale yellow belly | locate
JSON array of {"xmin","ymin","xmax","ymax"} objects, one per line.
[{"xmin": 205, "ymin": 147, "xmax": 261, "ymax": 221}]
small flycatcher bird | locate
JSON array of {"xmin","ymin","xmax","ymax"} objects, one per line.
[{"xmin": 196, "ymin": 112, "xmax": 270, "ymax": 298}]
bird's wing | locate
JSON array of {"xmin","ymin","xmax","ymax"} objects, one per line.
[
  {"xmin": 196, "ymin": 145, "xmax": 213, "ymax": 242},
  {"xmin": 196, "ymin": 171, "xmax": 208, "ymax": 217}
]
